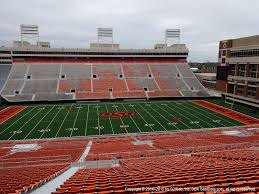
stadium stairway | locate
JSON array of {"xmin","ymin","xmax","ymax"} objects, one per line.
[
  {"xmin": 51, "ymin": 126, "xmax": 258, "ymax": 194},
  {"xmin": 0, "ymin": 139, "xmax": 88, "ymax": 194},
  {"xmin": 30, "ymin": 140, "xmax": 93, "ymax": 194}
]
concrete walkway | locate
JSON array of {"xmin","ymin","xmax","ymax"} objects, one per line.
[{"xmin": 30, "ymin": 140, "xmax": 93, "ymax": 194}]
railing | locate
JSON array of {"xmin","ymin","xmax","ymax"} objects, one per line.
[
  {"xmin": 0, "ymin": 154, "xmax": 72, "ymax": 169},
  {"xmin": 86, "ymin": 142, "xmax": 257, "ymax": 161}
]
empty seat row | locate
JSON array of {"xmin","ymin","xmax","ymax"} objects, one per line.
[{"xmin": 1, "ymin": 63, "xmax": 209, "ymax": 101}]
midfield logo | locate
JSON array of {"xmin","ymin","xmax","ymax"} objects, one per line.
[{"xmin": 99, "ymin": 111, "xmax": 138, "ymax": 119}]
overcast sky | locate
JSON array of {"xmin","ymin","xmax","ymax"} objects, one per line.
[{"xmin": 0, "ymin": 0, "xmax": 259, "ymax": 62}]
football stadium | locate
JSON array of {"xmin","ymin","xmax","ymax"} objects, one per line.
[{"xmin": 0, "ymin": 22, "xmax": 258, "ymax": 194}]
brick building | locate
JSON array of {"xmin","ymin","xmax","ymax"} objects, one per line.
[{"xmin": 216, "ymin": 35, "xmax": 259, "ymax": 103}]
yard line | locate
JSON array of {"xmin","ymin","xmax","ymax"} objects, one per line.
[
  {"xmin": 84, "ymin": 105, "xmax": 90, "ymax": 136},
  {"xmin": 146, "ymin": 103, "xmax": 180, "ymax": 130},
  {"xmin": 171, "ymin": 103, "xmax": 217, "ymax": 128},
  {"xmin": 129, "ymin": 104, "xmax": 155, "ymax": 132},
  {"xmin": 55, "ymin": 104, "xmax": 73, "ymax": 138},
  {"xmin": 187, "ymin": 102, "xmax": 238, "ymax": 126},
  {"xmin": 70, "ymin": 105, "xmax": 82, "ymax": 137},
  {"xmin": 39, "ymin": 106, "xmax": 62, "ymax": 139},
  {"xmin": 153, "ymin": 103, "xmax": 192, "ymax": 129},
  {"xmin": 24, "ymin": 106, "xmax": 56, "ymax": 139},
  {"xmin": 8, "ymin": 108, "xmax": 43, "ymax": 140},
  {"xmin": 96, "ymin": 105, "xmax": 101, "ymax": 136},
  {"xmin": 175, "ymin": 103, "xmax": 223, "ymax": 127},
  {"xmin": 0, "ymin": 107, "xmax": 36, "ymax": 136},
  {"xmin": 113, "ymin": 103, "xmax": 128, "ymax": 134},
  {"xmin": 137, "ymin": 103, "xmax": 167, "ymax": 131},
  {"xmin": 105, "ymin": 104, "xmax": 114, "ymax": 134},
  {"xmin": 121, "ymin": 104, "xmax": 142, "ymax": 133}
]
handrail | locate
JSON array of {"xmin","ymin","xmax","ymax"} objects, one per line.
[
  {"xmin": 86, "ymin": 141, "xmax": 256, "ymax": 161},
  {"xmin": 0, "ymin": 154, "xmax": 72, "ymax": 169}
]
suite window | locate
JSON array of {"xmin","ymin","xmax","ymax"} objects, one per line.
[
  {"xmin": 249, "ymin": 64, "xmax": 258, "ymax": 78},
  {"xmin": 222, "ymin": 50, "xmax": 226, "ymax": 56},
  {"xmin": 238, "ymin": 65, "xmax": 246, "ymax": 77},
  {"xmin": 229, "ymin": 64, "xmax": 236, "ymax": 76},
  {"xmin": 236, "ymin": 85, "xmax": 244, "ymax": 95},
  {"xmin": 247, "ymin": 87, "xmax": 256, "ymax": 97}
]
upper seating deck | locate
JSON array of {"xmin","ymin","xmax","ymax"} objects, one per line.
[
  {"xmin": 27, "ymin": 64, "xmax": 60, "ymax": 79},
  {"xmin": 0, "ymin": 62, "xmax": 209, "ymax": 101}
]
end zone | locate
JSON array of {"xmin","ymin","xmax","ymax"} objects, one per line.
[{"xmin": 0, "ymin": 106, "xmax": 27, "ymax": 124}]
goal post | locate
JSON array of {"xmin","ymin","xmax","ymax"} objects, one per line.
[{"xmin": 224, "ymin": 82, "xmax": 236, "ymax": 109}]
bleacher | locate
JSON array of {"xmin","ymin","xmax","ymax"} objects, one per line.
[
  {"xmin": 51, "ymin": 126, "xmax": 259, "ymax": 194},
  {"xmin": 0, "ymin": 63, "xmax": 209, "ymax": 102},
  {"xmin": 0, "ymin": 139, "xmax": 88, "ymax": 194},
  {"xmin": 0, "ymin": 65, "xmax": 12, "ymax": 91}
]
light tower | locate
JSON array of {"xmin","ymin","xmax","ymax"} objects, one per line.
[
  {"xmin": 20, "ymin": 24, "xmax": 39, "ymax": 47},
  {"xmin": 97, "ymin": 27, "xmax": 113, "ymax": 48},
  {"xmin": 165, "ymin": 29, "xmax": 180, "ymax": 46}
]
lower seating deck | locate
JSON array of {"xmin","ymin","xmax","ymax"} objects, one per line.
[
  {"xmin": 53, "ymin": 126, "xmax": 259, "ymax": 194},
  {"xmin": 0, "ymin": 139, "xmax": 88, "ymax": 194},
  {"xmin": 0, "ymin": 124, "xmax": 258, "ymax": 194}
]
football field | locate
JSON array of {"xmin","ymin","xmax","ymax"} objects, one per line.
[{"xmin": 0, "ymin": 100, "xmax": 244, "ymax": 140}]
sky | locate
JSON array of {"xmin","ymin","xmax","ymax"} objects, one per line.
[{"xmin": 0, "ymin": 0, "xmax": 259, "ymax": 62}]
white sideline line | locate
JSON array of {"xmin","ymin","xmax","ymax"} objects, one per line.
[
  {"xmin": 39, "ymin": 106, "xmax": 62, "ymax": 139},
  {"xmin": 55, "ymin": 104, "xmax": 73, "ymax": 138},
  {"xmin": 138, "ymin": 103, "xmax": 167, "ymax": 131},
  {"xmin": 105, "ymin": 104, "xmax": 115, "ymax": 134},
  {"xmin": 84, "ymin": 105, "xmax": 90, "ymax": 136},
  {"xmin": 186, "ymin": 102, "xmax": 238, "ymax": 126},
  {"xmin": 0, "ymin": 107, "xmax": 36, "ymax": 136},
  {"xmin": 121, "ymin": 103, "xmax": 141, "ymax": 133},
  {"xmin": 8, "ymin": 108, "xmax": 43, "ymax": 140},
  {"xmin": 24, "ymin": 106, "xmax": 56, "ymax": 139},
  {"xmin": 0, "ymin": 106, "xmax": 12, "ymax": 114}
]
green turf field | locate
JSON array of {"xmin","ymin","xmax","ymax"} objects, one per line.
[{"xmin": 0, "ymin": 101, "xmax": 244, "ymax": 140}]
